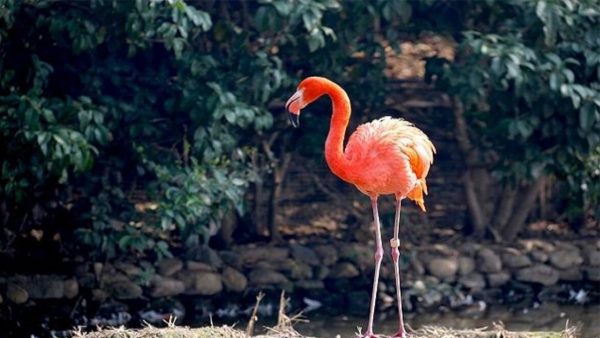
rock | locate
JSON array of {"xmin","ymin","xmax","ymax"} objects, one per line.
[
  {"xmin": 296, "ymin": 280, "xmax": 325, "ymax": 290},
  {"xmin": 426, "ymin": 257, "xmax": 458, "ymax": 279},
  {"xmin": 93, "ymin": 262, "xmax": 104, "ymax": 280},
  {"xmin": 158, "ymin": 258, "xmax": 184, "ymax": 276},
  {"xmin": 101, "ymin": 272, "xmax": 130, "ymax": 285},
  {"xmin": 516, "ymin": 264, "xmax": 559, "ymax": 286},
  {"xmin": 555, "ymin": 241, "xmax": 579, "ymax": 252},
  {"xmin": 114, "ymin": 262, "xmax": 142, "ymax": 277},
  {"xmin": 78, "ymin": 273, "xmax": 95, "ymax": 289},
  {"xmin": 290, "ymin": 243, "xmax": 320, "ymax": 266},
  {"xmin": 248, "ymin": 268, "xmax": 290, "ymax": 286},
  {"xmin": 92, "ymin": 288, "xmax": 109, "ymax": 302},
  {"xmin": 585, "ymin": 266, "xmax": 600, "ymax": 281},
  {"xmin": 222, "ymin": 267, "xmax": 247, "ymax": 292},
  {"xmin": 328, "ymin": 262, "xmax": 360, "ymax": 279},
  {"xmin": 549, "ymin": 249, "xmax": 583, "ymax": 269},
  {"xmin": 314, "ymin": 266, "xmax": 330, "ymax": 280},
  {"xmin": 150, "ymin": 277, "xmax": 185, "ymax": 297},
  {"xmin": 458, "ymin": 273, "xmax": 486, "ymax": 290},
  {"xmin": 458, "ymin": 257, "xmax": 475, "ymax": 276},
  {"xmin": 586, "ymin": 250, "xmax": 600, "ymax": 266},
  {"xmin": 530, "ymin": 250, "xmax": 549, "ymax": 263},
  {"xmin": 558, "ymin": 267, "xmax": 583, "ymax": 281},
  {"xmin": 239, "ymin": 246, "xmax": 290, "ymax": 266},
  {"xmin": 314, "ymin": 245, "xmax": 338, "ymax": 266},
  {"xmin": 487, "ymin": 271, "xmax": 511, "ymax": 287},
  {"xmin": 220, "ymin": 251, "xmax": 243, "ymax": 270},
  {"xmin": 15, "ymin": 275, "xmax": 64, "ymax": 299},
  {"xmin": 186, "ymin": 261, "xmax": 215, "ymax": 272},
  {"xmin": 411, "ymin": 256, "xmax": 426, "ymax": 275},
  {"xmin": 108, "ymin": 280, "xmax": 143, "ymax": 299},
  {"xmin": 188, "ymin": 246, "xmax": 223, "ymax": 268},
  {"xmin": 253, "ymin": 258, "xmax": 301, "ymax": 274},
  {"xmin": 182, "ymin": 272, "xmax": 223, "ymax": 295},
  {"xmin": 63, "ymin": 279, "xmax": 79, "ymax": 299},
  {"xmin": 461, "ymin": 242, "xmax": 481, "ymax": 255},
  {"xmin": 7, "ymin": 284, "xmax": 28, "ymax": 304},
  {"xmin": 501, "ymin": 252, "xmax": 532, "ymax": 269},
  {"xmin": 477, "ymin": 248, "xmax": 502, "ymax": 273},
  {"xmin": 253, "ymin": 260, "xmax": 282, "ymax": 271},
  {"xmin": 289, "ymin": 261, "xmax": 313, "ymax": 280},
  {"xmin": 424, "ymin": 275, "xmax": 441, "ymax": 286},
  {"xmin": 337, "ymin": 243, "xmax": 372, "ymax": 272},
  {"xmin": 74, "ymin": 264, "xmax": 91, "ymax": 278}
]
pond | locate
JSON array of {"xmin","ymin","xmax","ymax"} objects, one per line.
[{"xmin": 288, "ymin": 304, "xmax": 600, "ymax": 338}]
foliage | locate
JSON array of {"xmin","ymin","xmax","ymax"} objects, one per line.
[
  {"xmin": 426, "ymin": 0, "xmax": 600, "ymax": 236},
  {"xmin": 0, "ymin": 0, "xmax": 412, "ymax": 258}
]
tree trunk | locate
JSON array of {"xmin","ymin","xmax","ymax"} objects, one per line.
[
  {"xmin": 501, "ymin": 177, "xmax": 544, "ymax": 241},
  {"xmin": 452, "ymin": 98, "xmax": 487, "ymax": 236},
  {"xmin": 493, "ymin": 184, "xmax": 517, "ymax": 232},
  {"xmin": 463, "ymin": 172, "xmax": 486, "ymax": 236},
  {"xmin": 250, "ymin": 150, "xmax": 269, "ymax": 237},
  {"xmin": 267, "ymin": 153, "xmax": 291, "ymax": 243}
]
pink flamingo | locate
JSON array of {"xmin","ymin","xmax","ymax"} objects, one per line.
[{"xmin": 286, "ymin": 77, "xmax": 435, "ymax": 338}]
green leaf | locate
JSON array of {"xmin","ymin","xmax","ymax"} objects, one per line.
[
  {"xmin": 549, "ymin": 72, "xmax": 560, "ymax": 90},
  {"xmin": 580, "ymin": 103, "xmax": 595, "ymax": 131},
  {"xmin": 184, "ymin": 6, "xmax": 212, "ymax": 31},
  {"xmin": 173, "ymin": 38, "xmax": 184, "ymax": 59},
  {"xmin": 271, "ymin": 0, "xmax": 291, "ymax": 15}
]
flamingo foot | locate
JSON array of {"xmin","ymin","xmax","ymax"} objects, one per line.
[
  {"xmin": 358, "ymin": 333, "xmax": 378, "ymax": 338},
  {"xmin": 391, "ymin": 330, "xmax": 407, "ymax": 338}
]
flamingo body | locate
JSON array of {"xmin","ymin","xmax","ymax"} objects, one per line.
[
  {"xmin": 286, "ymin": 76, "xmax": 435, "ymax": 338},
  {"xmin": 343, "ymin": 116, "xmax": 434, "ymax": 206}
]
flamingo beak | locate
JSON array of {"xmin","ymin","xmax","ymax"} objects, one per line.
[
  {"xmin": 288, "ymin": 112, "xmax": 300, "ymax": 128},
  {"xmin": 285, "ymin": 90, "xmax": 302, "ymax": 128}
]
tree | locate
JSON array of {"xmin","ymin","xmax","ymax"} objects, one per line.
[
  {"xmin": 0, "ymin": 0, "xmax": 412, "ymax": 257},
  {"xmin": 426, "ymin": 0, "xmax": 600, "ymax": 240}
]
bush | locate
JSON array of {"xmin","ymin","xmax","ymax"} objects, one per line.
[
  {"xmin": 426, "ymin": 0, "xmax": 600, "ymax": 238},
  {"xmin": 0, "ymin": 0, "xmax": 407, "ymax": 258}
]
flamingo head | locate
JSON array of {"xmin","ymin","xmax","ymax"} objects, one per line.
[{"xmin": 285, "ymin": 77, "xmax": 327, "ymax": 128}]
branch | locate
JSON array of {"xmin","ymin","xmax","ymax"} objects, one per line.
[{"xmin": 245, "ymin": 291, "xmax": 265, "ymax": 337}]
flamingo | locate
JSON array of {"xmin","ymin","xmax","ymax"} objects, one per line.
[{"xmin": 285, "ymin": 76, "xmax": 435, "ymax": 338}]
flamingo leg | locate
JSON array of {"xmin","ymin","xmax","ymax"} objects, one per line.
[
  {"xmin": 363, "ymin": 196, "xmax": 383, "ymax": 338},
  {"xmin": 391, "ymin": 198, "xmax": 407, "ymax": 337}
]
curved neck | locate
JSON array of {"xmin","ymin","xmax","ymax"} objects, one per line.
[{"xmin": 321, "ymin": 80, "xmax": 351, "ymax": 181}]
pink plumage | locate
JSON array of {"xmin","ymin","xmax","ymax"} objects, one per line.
[
  {"xmin": 285, "ymin": 76, "xmax": 435, "ymax": 338},
  {"xmin": 345, "ymin": 116, "xmax": 435, "ymax": 199}
]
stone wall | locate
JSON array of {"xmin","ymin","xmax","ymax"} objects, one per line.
[{"xmin": 2, "ymin": 239, "xmax": 599, "ymax": 313}]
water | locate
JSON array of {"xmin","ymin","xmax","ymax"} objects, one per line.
[{"xmin": 291, "ymin": 305, "xmax": 600, "ymax": 338}]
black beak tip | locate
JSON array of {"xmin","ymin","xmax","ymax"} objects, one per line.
[{"xmin": 288, "ymin": 113, "xmax": 299, "ymax": 128}]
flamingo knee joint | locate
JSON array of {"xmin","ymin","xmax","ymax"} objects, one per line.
[{"xmin": 390, "ymin": 238, "xmax": 400, "ymax": 248}]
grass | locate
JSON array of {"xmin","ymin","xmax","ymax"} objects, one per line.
[
  {"xmin": 73, "ymin": 292, "xmax": 578, "ymax": 338},
  {"xmin": 72, "ymin": 324, "xmax": 577, "ymax": 338}
]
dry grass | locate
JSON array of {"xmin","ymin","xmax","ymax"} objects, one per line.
[
  {"xmin": 74, "ymin": 292, "xmax": 578, "ymax": 338},
  {"xmin": 73, "ymin": 323, "xmax": 578, "ymax": 338},
  {"xmin": 408, "ymin": 322, "xmax": 578, "ymax": 338}
]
